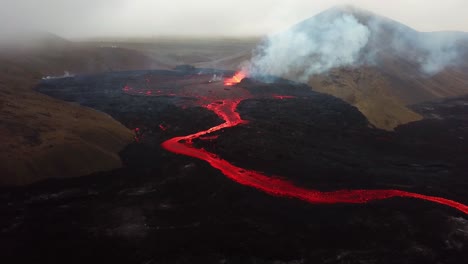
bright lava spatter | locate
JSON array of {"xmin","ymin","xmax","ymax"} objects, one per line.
[
  {"xmin": 162, "ymin": 99, "xmax": 468, "ymax": 215},
  {"xmin": 224, "ymin": 71, "xmax": 246, "ymax": 86}
]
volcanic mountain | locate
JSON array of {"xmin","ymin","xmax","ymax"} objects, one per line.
[{"xmin": 243, "ymin": 6, "xmax": 468, "ymax": 130}]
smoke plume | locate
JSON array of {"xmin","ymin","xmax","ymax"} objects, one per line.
[
  {"xmin": 417, "ymin": 33, "xmax": 466, "ymax": 74},
  {"xmin": 247, "ymin": 10, "xmax": 370, "ymax": 81},
  {"xmin": 246, "ymin": 7, "xmax": 468, "ymax": 80}
]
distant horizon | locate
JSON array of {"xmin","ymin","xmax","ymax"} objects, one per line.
[
  {"xmin": 1, "ymin": 1, "xmax": 468, "ymax": 40},
  {"xmin": 72, "ymin": 35, "xmax": 265, "ymax": 42},
  {"xmin": 6, "ymin": 28, "xmax": 468, "ymax": 44}
]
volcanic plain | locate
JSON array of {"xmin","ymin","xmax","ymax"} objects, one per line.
[{"xmin": 1, "ymin": 67, "xmax": 467, "ymax": 263}]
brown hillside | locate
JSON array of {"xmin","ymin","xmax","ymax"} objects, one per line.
[
  {"xmin": 0, "ymin": 36, "xmax": 170, "ymax": 185},
  {"xmin": 0, "ymin": 88, "xmax": 133, "ymax": 185},
  {"xmin": 307, "ymin": 67, "xmax": 423, "ymax": 130},
  {"xmin": 235, "ymin": 7, "xmax": 468, "ymax": 130},
  {"xmin": 377, "ymin": 52, "xmax": 468, "ymax": 104}
]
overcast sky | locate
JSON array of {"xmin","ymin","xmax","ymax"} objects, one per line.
[{"xmin": 1, "ymin": 0, "xmax": 467, "ymax": 39}]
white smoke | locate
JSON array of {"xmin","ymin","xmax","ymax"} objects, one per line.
[
  {"xmin": 247, "ymin": 12, "xmax": 370, "ymax": 82},
  {"xmin": 42, "ymin": 71, "xmax": 74, "ymax": 80},
  {"xmin": 246, "ymin": 7, "xmax": 468, "ymax": 80},
  {"xmin": 417, "ymin": 33, "xmax": 464, "ymax": 74},
  {"xmin": 369, "ymin": 15, "xmax": 466, "ymax": 75},
  {"xmin": 209, "ymin": 74, "xmax": 223, "ymax": 83}
]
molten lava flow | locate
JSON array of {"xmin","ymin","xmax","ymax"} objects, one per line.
[
  {"xmin": 224, "ymin": 71, "xmax": 246, "ymax": 86},
  {"xmin": 273, "ymin": 95, "xmax": 297, "ymax": 100},
  {"xmin": 124, "ymin": 73, "xmax": 468, "ymax": 214},
  {"xmin": 162, "ymin": 100, "xmax": 468, "ymax": 215}
]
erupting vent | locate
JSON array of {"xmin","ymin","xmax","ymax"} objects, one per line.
[{"xmin": 224, "ymin": 71, "xmax": 246, "ymax": 86}]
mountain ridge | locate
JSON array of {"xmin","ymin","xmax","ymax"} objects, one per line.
[{"xmin": 245, "ymin": 5, "xmax": 468, "ymax": 130}]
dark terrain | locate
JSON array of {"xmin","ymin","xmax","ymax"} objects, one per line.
[{"xmin": 1, "ymin": 69, "xmax": 467, "ymax": 264}]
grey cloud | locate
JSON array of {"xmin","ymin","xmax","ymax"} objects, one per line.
[{"xmin": 0, "ymin": 0, "xmax": 467, "ymax": 39}]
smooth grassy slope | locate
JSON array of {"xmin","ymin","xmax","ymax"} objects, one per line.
[
  {"xmin": 306, "ymin": 67, "xmax": 423, "ymax": 130},
  {"xmin": 0, "ymin": 35, "xmax": 161, "ymax": 185},
  {"xmin": 0, "ymin": 87, "xmax": 133, "ymax": 185}
]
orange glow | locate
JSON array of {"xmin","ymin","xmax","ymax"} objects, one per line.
[{"xmin": 224, "ymin": 71, "xmax": 246, "ymax": 86}]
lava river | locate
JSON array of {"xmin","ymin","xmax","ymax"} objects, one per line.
[
  {"xmin": 161, "ymin": 99, "xmax": 468, "ymax": 215},
  {"xmin": 125, "ymin": 71, "xmax": 468, "ymax": 215}
]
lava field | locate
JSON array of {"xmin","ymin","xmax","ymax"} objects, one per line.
[{"xmin": 1, "ymin": 67, "xmax": 468, "ymax": 263}]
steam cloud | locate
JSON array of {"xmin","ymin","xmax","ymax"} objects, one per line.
[
  {"xmin": 247, "ymin": 12, "xmax": 370, "ymax": 82},
  {"xmin": 417, "ymin": 33, "xmax": 464, "ymax": 74},
  {"xmin": 246, "ymin": 7, "xmax": 468, "ymax": 80}
]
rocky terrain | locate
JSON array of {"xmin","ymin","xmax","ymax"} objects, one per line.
[
  {"xmin": 0, "ymin": 35, "xmax": 257, "ymax": 185},
  {"xmin": 1, "ymin": 69, "xmax": 466, "ymax": 263},
  {"xmin": 3, "ymin": 12, "xmax": 466, "ymax": 185}
]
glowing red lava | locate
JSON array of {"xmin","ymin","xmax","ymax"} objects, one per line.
[
  {"xmin": 123, "ymin": 73, "xmax": 468, "ymax": 214},
  {"xmin": 134, "ymin": 127, "xmax": 142, "ymax": 142},
  {"xmin": 273, "ymin": 95, "xmax": 297, "ymax": 100},
  {"xmin": 199, "ymin": 135, "xmax": 220, "ymax": 141},
  {"xmin": 224, "ymin": 71, "xmax": 246, "ymax": 86},
  {"xmin": 162, "ymin": 99, "xmax": 468, "ymax": 214}
]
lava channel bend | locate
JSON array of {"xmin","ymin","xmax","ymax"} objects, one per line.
[
  {"xmin": 161, "ymin": 99, "xmax": 468, "ymax": 215},
  {"xmin": 123, "ymin": 71, "xmax": 468, "ymax": 215}
]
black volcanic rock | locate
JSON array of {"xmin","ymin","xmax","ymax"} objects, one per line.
[{"xmin": 1, "ymin": 69, "xmax": 467, "ymax": 264}]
